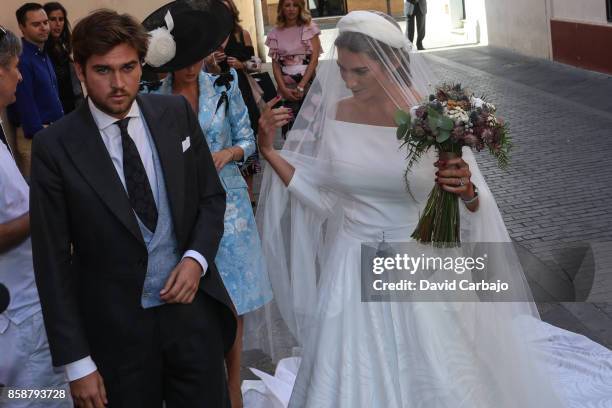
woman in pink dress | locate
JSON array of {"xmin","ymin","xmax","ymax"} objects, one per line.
[{"xmin": 266, "ymin": 0, "xmax": 322, "ymax": 136}]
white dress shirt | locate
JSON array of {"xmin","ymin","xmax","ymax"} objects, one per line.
[
  {"xmin": 61, "ymin": 99, "xmax": 209, "ymax": 381},
  {"xmin": 0, "ymin": 120, "xmax": 41, "ymax": 334}
]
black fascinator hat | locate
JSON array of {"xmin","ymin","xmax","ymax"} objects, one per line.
[{"xmin": 142, "ymin": 0, "xmax": 234, "ymax": 73}]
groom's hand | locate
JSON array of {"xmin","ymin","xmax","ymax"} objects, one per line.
[
  {"xmin": 70, "ymin": 370, "xmax": 107, "ymax": 408},
  {"xmin": 160, "ymin": 258, "xmax": 202, "ymax": 304}
]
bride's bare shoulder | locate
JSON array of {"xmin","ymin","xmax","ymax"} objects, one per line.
[{"xmin": 335, "ymin": 97, "xmax": 358, "ymax": 121}]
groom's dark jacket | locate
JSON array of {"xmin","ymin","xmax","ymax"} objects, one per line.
[{"xmin": 29, "ymin": 94, "xmax": 236, "ymax": 368}]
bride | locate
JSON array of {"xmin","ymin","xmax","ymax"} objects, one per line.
[{"xmin": 245, "ymin": 10, "xmax": 612, "ymax": 408}]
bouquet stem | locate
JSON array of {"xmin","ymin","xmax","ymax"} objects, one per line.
[{"xmin": 411, "ymin": 151, "xmax": 461, "ymax": 247}]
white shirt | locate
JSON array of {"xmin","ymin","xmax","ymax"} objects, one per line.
[
  {"xmin": 61, "ymin": 100, "xmax": 209, "ymax": 381},
  {"xmin": 0, "ymin": 120, "xmax": 41, "ymax": 334}
]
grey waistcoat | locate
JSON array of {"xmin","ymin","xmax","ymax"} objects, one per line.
[{"xmin": 137, "ymin": 133, "xmax": 180, "ymax": 309}]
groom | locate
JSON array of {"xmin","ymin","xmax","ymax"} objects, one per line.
[{"xmin": 29, "ymin": 9, "xmax": 235, "ymax": 408}]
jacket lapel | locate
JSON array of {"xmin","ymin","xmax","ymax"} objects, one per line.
[
  {"xmin": 137, "ymin": 95, "xmax": 185, "ymax": 243},
  {"xmin": 62, "ymin": 102, "xmax": 145, "ymax": 246}
]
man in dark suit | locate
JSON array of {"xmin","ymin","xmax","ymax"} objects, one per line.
[
  {"xmin": 406, "ymin": 0, "xmax": 427, "ymax": 50},
  {"xmin": 29, "ymin": 9, "xmax": 235, "ymax": 408}
]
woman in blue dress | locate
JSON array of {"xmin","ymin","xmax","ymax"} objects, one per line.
[
  {"xmin": 159, "ymin": 57, "xmax": 272, "ymax": 407},
  {"xmin": 142, "ymin": 6, "xmax": 273, "ymax": 401}
]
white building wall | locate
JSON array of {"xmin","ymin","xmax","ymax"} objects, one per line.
[
  {"xmin": 550, "ymin": 0, "xmax": 611, "ymax": 25},
  {"xmin": 483, "ymin": 0, "xmax": 551, "ymax": 59},
  {"xmin": 464, "ymin": 0, "xmax": 489, "ymax": 45},
  {"xmin": 481, "ymin": 0, "xmax": 611, "ymax": 61}
]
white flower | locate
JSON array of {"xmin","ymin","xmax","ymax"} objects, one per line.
[
  {"xmin": 235, "ymin": 218, "xmax": 248, "ymax": 232},
  {"xmin": 471, "ymin": 97, "xmax": 484, "ymax": 109},
  {"xmin": 226, "ymin": 203, "xmax": 238, "ymax": 218},
  {"xmin": 448, "ymin": 107, "xmax": 468, "ymax": 125},
  {"xmin": 145, "ymin": 27, "xmax": 176, "ymax": 67}
]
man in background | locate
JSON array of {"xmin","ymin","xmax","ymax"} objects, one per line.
[
  {"xmin": 7, "ymin": 3, "xmax": 63, "ymax": 178},
  {"xmin": 406, "ymin": 0, "xmax": 427, "ymax": 50}
]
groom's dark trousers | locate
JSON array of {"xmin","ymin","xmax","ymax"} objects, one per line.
[{"xmin": 29, "ymin": 94, "xmax": 236, "ymax": 407}]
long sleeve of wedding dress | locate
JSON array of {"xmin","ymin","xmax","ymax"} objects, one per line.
[{"xmin": 287, "ymin": 170, "xmax": 338, "ymax": 217}]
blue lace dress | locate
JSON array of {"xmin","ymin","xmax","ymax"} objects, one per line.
[{"xmin": 156, "ymin": 69, "xmax": 272, "ymax": 315}]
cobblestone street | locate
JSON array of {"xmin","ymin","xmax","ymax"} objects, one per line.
[{"xmin": 245, "ymin": 44, "xmax": 612, "ymax": 379}]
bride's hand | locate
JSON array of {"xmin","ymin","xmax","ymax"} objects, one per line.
[
  {"xmin": 435, "ymin": 157, "xmax": 476, "ymax": 200},
  {"xmin": 258, "ymin": 96, "xmax": 293, "ymax": 155}
]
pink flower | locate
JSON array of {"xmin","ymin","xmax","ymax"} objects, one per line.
[
  {"xmin": 416, "ymin": 106, "xmax": 426, "ymax": 119},
  {"xmin": 464, "ymin": 133, "xmax": 480, "ymax": 147},
  {"xmin": 481, "ymin": 128, "xmax": 494, "ymax": 143},
  {"xmin": 451, "ymin": 126, "xmax": 465, "ymax": 142}
]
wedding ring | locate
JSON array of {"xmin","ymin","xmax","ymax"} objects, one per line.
[{"xmin": 459, "ymin": 178, "xmax": 465, "ymax": 186}]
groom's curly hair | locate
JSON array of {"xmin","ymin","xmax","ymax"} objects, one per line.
[
  {"xmin": 72, "ymin": 9, "xmax": 149, "ymax": 68},
  {"xmin": 334, "ymin": 11, "xmax": 412, "ymax": 86}
]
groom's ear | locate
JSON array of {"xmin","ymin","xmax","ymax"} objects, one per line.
[{"xmin": 75, "ymin": 62, "xmax": 86, "ymax": 82}]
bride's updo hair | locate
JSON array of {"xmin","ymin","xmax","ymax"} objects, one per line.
[{"xmin": 334, "ymin": 11, "xmax": 412, "ymax": 85}]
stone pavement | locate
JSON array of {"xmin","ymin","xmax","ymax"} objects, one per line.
[{"xmin": 245, "ymin": 45, "xmax": 612, "ymax": 380}]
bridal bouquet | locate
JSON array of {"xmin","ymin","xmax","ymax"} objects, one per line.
[{"xmin": 395, "ymin": 83, "xmax": 511, "ymax": 247}]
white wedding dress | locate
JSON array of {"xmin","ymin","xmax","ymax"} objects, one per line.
[{"xmin": 244, "ymin": 120, "xmax": 612, "ymax": 408}]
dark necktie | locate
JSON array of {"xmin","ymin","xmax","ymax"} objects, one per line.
[
  {"xmin": 115, "ymin": 118, "xmax": 158, "ymax": 232},
  {"xmin": 0, "ymin": 124, "xmax": 13, "ymax": 158}
]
